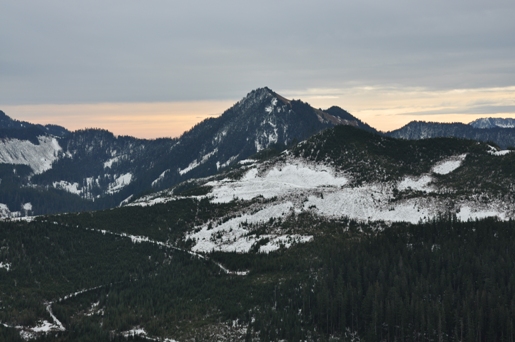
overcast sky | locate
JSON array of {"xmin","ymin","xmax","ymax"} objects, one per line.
[{"xmin": 1, "ymin": 1, "xmax": 514, "ymax": 138}]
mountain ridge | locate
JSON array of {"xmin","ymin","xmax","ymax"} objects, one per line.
[
  {"xmin": 0, "ymin": 87, "xmax": 368, "ymax": 217},
  {"xmin": 387, "ymin": 119, "xmax": 515, "ymax": 148}
]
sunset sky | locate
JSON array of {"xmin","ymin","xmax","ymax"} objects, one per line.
[{"xmin": 1, "ymin": 1, "xmax": 514, "ymax": 139}]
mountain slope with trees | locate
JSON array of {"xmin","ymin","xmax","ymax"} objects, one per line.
[{"xmin": 0, "ymin": 88, "xmax": 368, "ymax": 217}]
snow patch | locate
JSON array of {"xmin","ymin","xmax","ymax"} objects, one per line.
[
  {"xmin": 265, "ymin": 97, "xmax": 278, "ymax": 113},
  {"xmin": 107, "ymin": 173, "xmax": 132, "ymax": 194},
  {"xmin": 188, "ymin": 202, "xmax": 313, "ymax": 253},
  {"xmin": 152, "ymin": 169, "xmax": 169, "ymax": 187},
  {"xmin": 179, "ymin": 149, "xmax": 218, "ymax": 175},
  {"xmin": 488, "ymin": 145, "xmax": 513, "ymax": 156},
  {"xmin": 119, "ymin": 195, "xmax": 133, "ymax": 207},
  {"xmin": 431, "ymin": 154, "xmax": 466, "ymax": 175},
  {"xmin": 457, "ymin": 206, "xmax": 506, "ymax": 221},
  {"xmin": 0, "ymin": 203, "xmax": 12, "ymax": 218},
  {"xmin": 53, "ymin": 181, "xmax": 81, "ymax": 195},
  {"xmin": 206, "ymin": 162, "xmax": 348, "ymax": 203},
  {"xmin": 103, "ymin": 156, "xmax": 120, "ymax": 169},
  {"xmin": 0, "ymin": 136, "xmax": 61, "ymax": 174},
  {"xmin": 122, "ymin": 328, "xmax": 147, "ymax": 338},
  {"xmin": 217, "ymin": 155, "xmax": 239, "ymax": 170},
  {"xmin": 397, "ymin": 175, "xmax": 433, "ymax": 192},
  {"xmin": 303, "ymin": 185, "xmax": 432, "ymax": 224},
  {"xmin": 0, "ymin": 262, "xmax": 11, "ymax": 271},
  {"xmin": 258, "ymin": 235, "xmax": 314, "ymax": 253}
]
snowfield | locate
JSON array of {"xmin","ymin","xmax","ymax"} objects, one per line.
[
  {"xmin": 206, "ymin": 162, "xmax": 349, "ymax": 203},
  {"xmin": 187, "ymin": 201, "xmax": 314, "ymax": 253},
  {"xmin": 431, "ymin": 154, "xmax": 466, "ymax": 175},
  {"xmin": 0, "ymin": 136, "xmax": 61, "ymax": 174},
  {"xmin": 130, "ymin": 153, "xmax": 512, "ymax": 254}
]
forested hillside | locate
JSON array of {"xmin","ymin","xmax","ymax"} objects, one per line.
[{"xmin": 1, "ymin": 210, "xmax": 514, "ymax": 341}]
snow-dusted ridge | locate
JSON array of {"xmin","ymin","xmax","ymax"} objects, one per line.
[{"xmin": 127, "ymin": 149, "xmax": 514, "ymax": 254}]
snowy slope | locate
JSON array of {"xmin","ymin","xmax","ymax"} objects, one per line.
[
  {"xmin": 129, "ymin": 126, "xmax": 515, "ymax": 254},
  {"xmin": 0, "ymin": 136, "xmax": 61, "ymax": 174},
  {"xmin": 132, "ymin": 152, "xmax": 511, "ymax": 254}
]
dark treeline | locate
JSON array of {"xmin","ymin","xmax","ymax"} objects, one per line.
[{"xmin": 239, "ymin": 216, "xmax": 515, "ymax": 341}]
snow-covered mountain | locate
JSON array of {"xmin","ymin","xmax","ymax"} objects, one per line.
[
  {"xmin": 469, "ymin": 117, "xmax": 515, "ymax": 129},
  {"xmin": 130, "ymin": 125, "xmax": 515, "ymax": 254},
  {"xmin": 0, "ymin": 87, "xmax": 369, "ymax": 218},
  {"xmin": 387, "ymin": 120, "xmax": 515, "ymax": 148}
]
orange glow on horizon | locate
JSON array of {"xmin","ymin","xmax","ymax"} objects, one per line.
[
  {"xmin": 2, "ymin": 101, "xmax": 236, "ymax": 139},
  {"xmin": 2, "ymin": 85, "xmax": 514, "ymax": 138}
]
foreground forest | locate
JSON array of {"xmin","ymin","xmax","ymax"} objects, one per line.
[{"xmin": 1, "ymin": 202, "xmax": 514, "ymax": 341}]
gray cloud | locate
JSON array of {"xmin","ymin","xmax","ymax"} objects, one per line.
[{"xmin": 1, "ymin": 0, "xmax": 514, "ymax": 105}]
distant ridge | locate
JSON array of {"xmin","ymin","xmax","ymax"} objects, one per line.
[
  {"xmin": 469, "ymin": 117, "xmax": 515, "ymax": 129},
  {"xmin": 387, "ymin": 120, "xmax": 515, "ymax": 149}
]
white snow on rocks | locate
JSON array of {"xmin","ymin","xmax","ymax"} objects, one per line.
[
  {"xmin": 487, "ymin": 145, "xmax": 513, "ymax": 156},
  {"xmin": 258, "ymin": 235, "xmax": 314, "ymax": 253},
  {"xmin": 187, "ymin": 202, "xmax": 313, "ymax": 253},
  {"xmin": 179, "ymin": 149, "xmax": 218, "ymax": 175},
  {"xmin": 303, "ymin": 185, "xmax": 432, "ymax": 224},
  {"xmin": 490, "ymin": 150, "xmax": 512, "ymax": 156},
  {"xmin": 119, "ymin": 195, "xmax": 133, "ymax": 207},
  {"xmin": 265, "ymin": 97, "xmax": 278, "ymax": 114},
  {"xmin": 122, "ymin": 328, "xmax": 148, "ymax": 338},
  {"xmin": 457, "ymin": 205, "xmax": 507, "ymax": 221},
  {"xmin": 431, "ymin": 154, "xmax": 467, "ymax": 175},
  {"xmin": 52, "ymin": 178, "xmax": 100, "ymax": 199},
  {"xmin": 217, "ymin": 155, "xmax": 239, "ymax": 170},
  {"xmin": 107, "ymin": 173, "xmax": 133, "ymax": 194},
  {"xmin": 397, "ymin": 175, "xmax": 433, "ymax": 192},
  {"xmin": 0, "ymin": 203, "xmax": 23, "ymax": 219},
  {"xmin": 31, "ymin": 320, "xmax": 59, "ymax": 333},
  {"xmin": 120, "ymin": 327, "xmax": 178, "ymax": 341},
  {"xmin": 0, "ymin": 136, "xmax": 61, "ymax": 174},
  {"xmin": 53, "ymin": 181, "xmax": 81, "ymax": 195},
  {"xmin": 0, "ymin": 262, "xmax": 11, "ymax": 271},
  {"xmin": 0, "ymin": 203, "xmax": 12, "ymax": 218},
  {"xmin": 206, "ymin": 162, "xmax": 349, "ymax": 203},
  {"xmin": 103, "ymin": 156, "xmax": 120, "ymax": 169},
  {"xmin": 152, "ymin": 169, "xmax": 169, "ymax": 187},
  {"xmin": 130, "ymin": 152, "xmax": 513, "ymax": 254}
]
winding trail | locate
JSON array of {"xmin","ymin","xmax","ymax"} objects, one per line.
[
  {"xmin": 84, "ymin": 226, "xmax": 248, "ymax": 276},
  {"xmin": 36, "ymin": 220, "xmax": 247, "ymax": 334}
]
